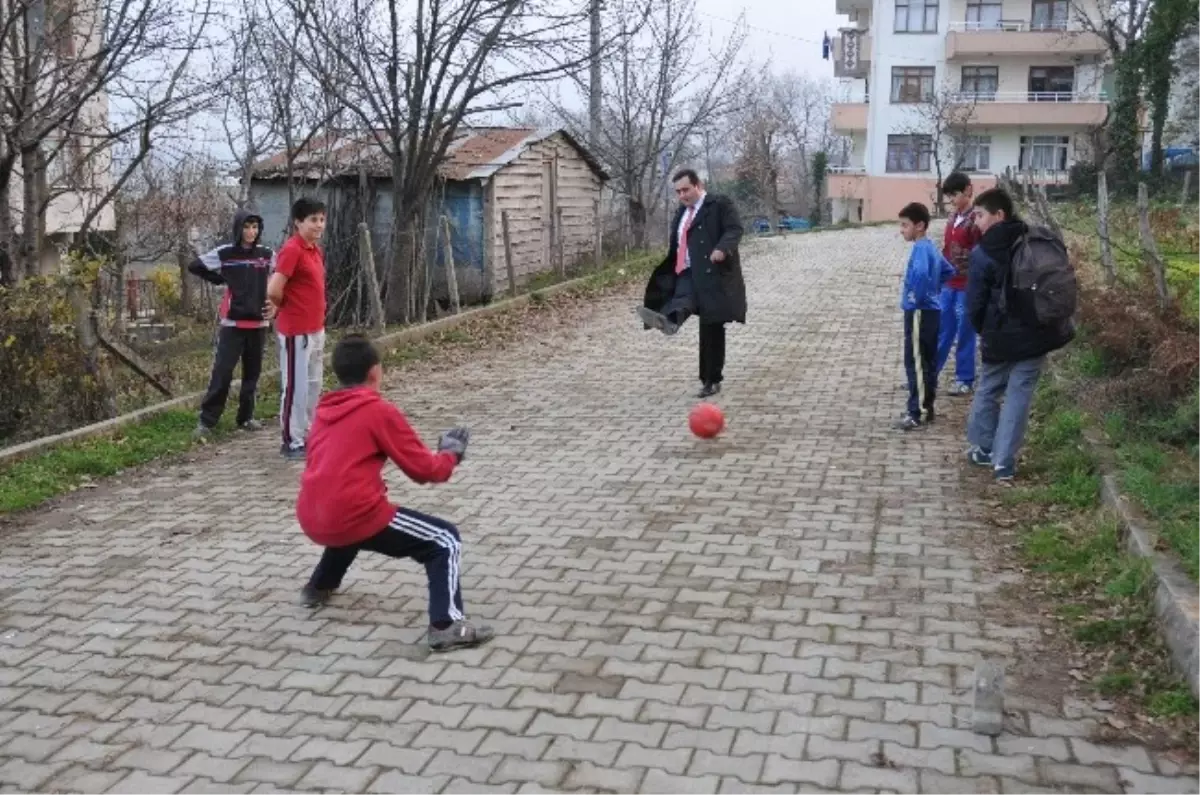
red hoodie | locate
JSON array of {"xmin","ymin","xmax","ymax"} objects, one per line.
[
  {"xmin": 942, "ymin": 207, "xmax": 981, "ymax": 292},
  {"xmin": 296, "ymin": 386, "xmax": 459, "ymax": 547}
]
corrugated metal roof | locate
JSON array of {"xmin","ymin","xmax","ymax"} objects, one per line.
[{"xmin": 249, "ymin": 126, "xmax": 608, "ymax": 182}]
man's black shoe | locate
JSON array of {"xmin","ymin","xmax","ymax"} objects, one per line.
[{"xmin": 697, "ymin": 383, "xmax": 721, "ymax": 398}]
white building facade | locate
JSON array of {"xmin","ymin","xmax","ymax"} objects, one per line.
[{"xmin": 828, "ymin": 0, "xmax": 1111, "ymax": 222}]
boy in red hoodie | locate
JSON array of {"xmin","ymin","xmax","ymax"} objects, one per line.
[
  {"xmin": 936, "ymin": 171, "xmax": 982, "ymax": 395},
  {"xmin": 296, "ymin": 334, "xmax": 493, "ymax": 652}
]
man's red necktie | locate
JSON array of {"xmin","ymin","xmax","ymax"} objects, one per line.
[{"xmin": 675, "ymin": 206, "xmax": 697, "ymax": 275}]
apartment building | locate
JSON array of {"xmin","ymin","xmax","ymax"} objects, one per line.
[{"xmin": 828, "ymin": 0, "xmax": 1110, "ymax": 222}]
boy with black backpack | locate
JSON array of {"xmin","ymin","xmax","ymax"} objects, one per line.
[{"xmin": 965, "ymin": 188, "xmax": 1075, "ymax": 483}]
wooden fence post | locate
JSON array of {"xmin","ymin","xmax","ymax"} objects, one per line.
[
  {"xmin": 1097, "ymin": 171, "xmax": 1116, "ymax": 287},
  {"xmin": 593, "ymin": 196, "xmax": 603, "ymax": 270},
  {"xmin": 357, "ymin": 222, "xmax": 386, "ymax": 334},
  {"xmin": 556, "ymin": 206, "xmax": 565, "ymax": 277},
  {"xmin": 501, "ymin": 209, "xmax": 517, "ymax": 298},
  {"xmin": 441, "ymin": 216, "xmax": 461, "ymax": 314},
  {"xmin": 1137, "ymin": 182, "xmax": 1170, "ymax": 312},
  {"xmin": 1180, "ymin": 170, "xmax": 1192, "ymax": 208}
]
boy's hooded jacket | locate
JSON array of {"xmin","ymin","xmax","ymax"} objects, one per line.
[
  {"xmin": 188, "ymin": 209, "xmax": 274, "ymax": 328},
  {"xmin": 296, "ymin": 386, "xmax": 459, "ymax": 547},
  {"xmin": 966, "ymin": 219, "xmax": 1075, "ymax": 363}
]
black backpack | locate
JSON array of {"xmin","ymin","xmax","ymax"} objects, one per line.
[{"xmin": 999, "ymin": 225, "xmax": 1077, "ymax": 326}]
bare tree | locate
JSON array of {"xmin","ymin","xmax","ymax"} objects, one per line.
[
  {"xmin": 279, "ymin": 0, "xmax": 633, "ymax": 324},
  {"xmin": 1066, "ymin": 0, "xmax": 1153, "ymax": 191},
  {"xmin": 745, "ymin": 72, "xmax": 840, "ymax": 217},
  {"xmin": 544, "ymin": 0, "xmax": 747, "ymax": 248},
  {"xmin": 0, "ymin": 0, "xmax": 218, "ymax": 280},
  {"xmin": 897, "ymin": 82, "xmax": 979, "ymax": 213}
]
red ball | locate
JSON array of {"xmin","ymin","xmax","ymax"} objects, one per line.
[{"xmin": 689, "ymin": 402, "xmax": 725, "ymax": 439}]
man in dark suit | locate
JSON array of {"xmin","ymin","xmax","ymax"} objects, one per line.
[{"xmin": 638, "ymin": 169, "xmax": 746, "ymax": 398}]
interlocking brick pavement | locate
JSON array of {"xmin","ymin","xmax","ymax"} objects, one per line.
[{"xmin": 0, "ymin": 227, "xmax": 1195, "ymax": 793}]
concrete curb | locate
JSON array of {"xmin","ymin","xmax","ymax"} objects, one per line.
[
  {"xmin": 1098, "ymin": 468, "xmax": 1200, "ymax": 699},
  {"xmin": 0, "ymin": 257, "xmax": 658, "ymax": 467}
]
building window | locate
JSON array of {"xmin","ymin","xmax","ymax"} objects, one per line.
[
  {"xmin": 1028, "ymin": 66, "xmax": 1075, "ymax": 100},
  {"xmin": 895, "ymin": 0, "xmax": 939, "ymax": 33},
  {"xmin": 965, "ymin": 1, "xmax": 1002, "ymax": 29},
  {"xmin": 955, "ymin": 135, "xmax": 992, "ymax": 172},
  {"xmin": 1019, "ymin": 135, "xmax": 1070, "ymax": 171},
  {"xmin": 891, "ymin": 66, "xmax": 936, "ymax": 103},
  {"xmin": 1031, "ymin": 0, "xmax": 1069, "ymax": 31},
  {"xmin": 960, "ymin": 66, "xmax": 999, "ymax": 100},
  {"xmin": 887, "ymin": 134, "xmax": 933, "ymax": 172}
]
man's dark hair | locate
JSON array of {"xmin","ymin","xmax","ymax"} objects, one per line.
[
  {"xmin": 291, "ymin": 196, "xmax": 326, "ymax": 223},
  {"xmin": 332, "ymin": 334, "xmax": 380, "ymax": 386},
  {"xmin": 941, "ymin": 171, "xmax": 971, "ymax": 196},
  {"xmin": 898, "ymin": 202, "xmax": 931, "ymax": 229},
  {"xmin": 973, "ymin": 188, "xmax": 1015, "ymax": 219},
  {"xmin": 672, "ymin": 168, "xmax": 701, "ymax": 186}
]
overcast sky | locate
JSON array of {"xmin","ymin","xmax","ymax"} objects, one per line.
[
  {"xmin": 696, "ymin": 0, "xmax": 846, "ymax": 80},
  {"xmin": 183, "ymin": 1, "xmax": 850, "ymax": 162}
]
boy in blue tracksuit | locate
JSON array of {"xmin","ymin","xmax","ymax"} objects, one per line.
[{"xmin": 896, "ymin": 202, "xmax": 956, "ymax": 431}]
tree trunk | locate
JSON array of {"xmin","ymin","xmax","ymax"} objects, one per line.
[
  {"xmin": 20, "ymin": 147, "xmax": 42, "ymax": 279},
  {"xmin": 0, "ymin": 186, "xmax": 12, "ymax": 286},
  {"xmin": 67, "ymin": 280, "xmax": 118, "ymax": 421},
  {"xmin": 628, "ymin": 197, "xmax": 647, "ymax": 249},
  {"xmin": 176, "ymin": 244, "xmax": 193, "ymax": 315},
  {"xmin": 1109, "ymin": 52, "xmax": 1144, "ymax": 194}
]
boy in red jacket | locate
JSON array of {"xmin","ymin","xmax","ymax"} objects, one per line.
[{"xmin": 296, "ymin": 334, "xmax": 493, "ymax": 652}]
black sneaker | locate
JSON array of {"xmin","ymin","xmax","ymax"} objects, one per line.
[
  {"xmin": 892, "ymin": 415, "xmax": 922, "ymax": 431},
  {"xmin": 427, "ymin": 620, "xmax": 495, "ymax": 652},
  {"xmin": 697, "ymin": 382, "xmax": 721, "ymax": 398},
  {"xmin": 300, "ymin": 585, "xmax": 334, "ymax": 608},
  {"xmin": 281, "ymin": 445, "xmax": 306, "ymax": 461}
]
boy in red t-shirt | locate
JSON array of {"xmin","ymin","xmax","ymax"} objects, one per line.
[
  {"xmin": 296, "ymin": 334, "xmax": 493, "ymax": 652},
  {"xmin": 267, "ymin": 197, "xmax": 328, "ymax": 460},
  {"xmin": 936, "ymin": 172, "xmax": 982, "ymax": 395}
]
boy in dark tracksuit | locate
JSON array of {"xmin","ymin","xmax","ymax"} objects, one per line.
[
  {"xmin": 188, "ymin": 209, "xmax": 275, "ymax": 437},
  {"xmin": 296, "ymin": 335, "xmax": 494, "ymax": 653},
  {"xmin": 895, "ymin": 202, "xmax": 956, "ymax": 431}
]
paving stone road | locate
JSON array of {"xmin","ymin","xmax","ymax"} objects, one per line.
[{"xmin": 0, "ymin": 227, "xmax": 1195, "ymax": 794}]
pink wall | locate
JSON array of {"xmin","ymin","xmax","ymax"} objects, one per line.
[{"xmin": 830, "ymin": 175, "xmax": 1001, "ymax": 222}]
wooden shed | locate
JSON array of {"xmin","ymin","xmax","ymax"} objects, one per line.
[
  {"xmin": 247, "ymin": 127, "xmax": 607, "ymax": 313},
  {"xmin": 439, "ymin": 127, "xmax": 608, "ymax": 295}
]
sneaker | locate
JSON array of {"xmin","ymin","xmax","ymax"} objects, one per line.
[
  {"xmin": 300, "ymin": 584, "xmax": 334, "ymax": 608},
  {"xmin": 697, "ymin": 382, "xmax": 721, "ymax": 398},
  {"xmin": 239, "ymin": 419, "xmax": 265, "ymax": 432},
  {"xmin": 193, "ymin": 423, "xmax": 213, "ymax": 441},
  {"xmin": 281, "ymin": 445, "xmax": 306, "ymax": 461},
  {"xmin": 967, "ymin": 446, "xmax": 993, "ymax": 467},
  {"xmin": 892, "ymin": 415, "xmax": 922, "ymax": 431},
  {"xmin": 950, "ymin": 381, "xmax": 974, "ymax": 396},
  {"xmin": 428, "ymin": 620, "xmax": 495, "ymax": 653},
  {"xmin": 994, "ymin": 467, "xmax": 1015, "ymax": 484}
]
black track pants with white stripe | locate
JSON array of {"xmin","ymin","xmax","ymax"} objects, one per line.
[{"xmin": 306, "ymin": 507, "xmax": 465, "ymax": 624}]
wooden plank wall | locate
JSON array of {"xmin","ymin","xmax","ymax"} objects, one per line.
[{"xmin": 488, "ymin": 133, "xmax": 601, "ymax": 292}]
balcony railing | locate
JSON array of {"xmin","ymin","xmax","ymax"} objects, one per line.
[
  {"xmin": 827, "ymin": 165, "xmax": 867, "ymax": 175},
  {"xmin": 948, "ymin": 20, "xmax": 1071, "ymax": 32},
  {"xmin": 950, "ymin": 90, "xmax": 1107, "ymax": 104}
]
